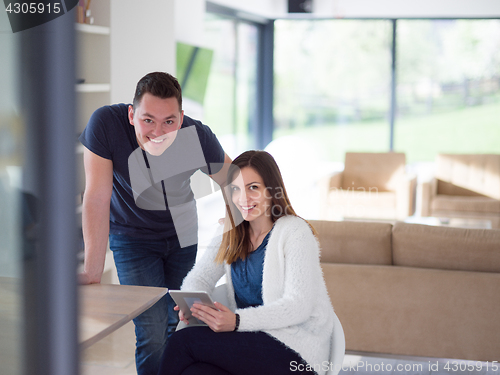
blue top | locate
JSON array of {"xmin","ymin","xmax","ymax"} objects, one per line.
[
  {"xmin": 231, "ymin": 230, "xmax": 272, "ymax": 309},
  {"xmin": 79, "ymin": 103, "xmax": 225, "ymax": 240}
]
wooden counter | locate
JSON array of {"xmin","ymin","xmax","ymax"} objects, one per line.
[{"xmin": 79, "ymin": 283, "xmax": 167, "ymax": 349}]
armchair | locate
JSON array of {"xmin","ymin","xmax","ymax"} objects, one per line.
[
  {"xmin": 420, "ymin": 154, "xmax": 500, "ymax": 229},
  {"xmin": 320, "ymin": 152, "xmax": 416, "ymax": 220}
]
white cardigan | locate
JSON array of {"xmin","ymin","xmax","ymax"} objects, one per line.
[{"xmin": 181, "ymin": 215, "xmax": 335, "ymax": 374}]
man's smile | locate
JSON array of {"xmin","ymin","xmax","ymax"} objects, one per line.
[{"xmin": 148, "ymin": 134, "xmax": 170, "ymax": 144}]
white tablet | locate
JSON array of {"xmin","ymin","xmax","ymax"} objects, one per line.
[{"xmin": 169, "ymin": 290, "xmax": 218, "ymax": 326}]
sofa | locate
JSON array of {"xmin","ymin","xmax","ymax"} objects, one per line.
[
  {"xmin": 421, "ymin": 154, "xmax": 500, "ymax": 229},
  {"xmin": 320, "ymin": 152, "xmax": 416, "ymax": 221},
  {"xmin": 309, "ymin": 219, "xmax": 500, "ymax": 362}
]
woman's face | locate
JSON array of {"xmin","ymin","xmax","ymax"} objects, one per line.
[{"xmin": 229, "ymin": 167, "xmax": 272, "ymax": 224}]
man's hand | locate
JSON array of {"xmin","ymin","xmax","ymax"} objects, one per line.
[
  {"xmin": 78, "ymin": 271, "xmax": 101, "ymax": 285},
  {"xmin": 80, "ymin": 148, "xmax": 113, "ymax": 287},
  {"xmin": 190, "ymin": 302, "xmax": 237, "ymax": 332}
]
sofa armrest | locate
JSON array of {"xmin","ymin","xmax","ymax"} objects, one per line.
[
  {"xmin": 318, "ymin": 171, "xmax": 344, "ymax": 219},
  {"xmin": 420, "ymin": 177, "xmax": 437, "ymax": 217},
  {"xmin": 318, "ymin": 171, "xmax": 343, "ymax": 195},
  {"xmin": 396, "ymin": 174, "xmax": 417, "ymax": 219},
  {"xmin": 329, "ymin": 171, "xmax": 343, "ymax": 189}
]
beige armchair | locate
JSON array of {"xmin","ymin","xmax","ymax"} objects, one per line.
[
  {"xmin": 421, "ymin": 154, "xmax": 500, "ymax": 229},
  {"xmin": 320, "ymin": 152, "xmax": 416, "ymax": 220}
]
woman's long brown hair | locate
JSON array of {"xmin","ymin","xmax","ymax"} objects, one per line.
[{"xmin": 215, "ymin": 150, "xmax": 313, "ymax": 264}]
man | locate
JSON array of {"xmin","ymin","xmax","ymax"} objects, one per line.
[{"xmin": 78, "ymin": 72, "xmax": 231, "ymax": 375}]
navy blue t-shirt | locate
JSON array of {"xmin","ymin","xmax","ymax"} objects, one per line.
[{"xmin": 79, "ymin": 103, "xmax": 225, "ymax": 241}]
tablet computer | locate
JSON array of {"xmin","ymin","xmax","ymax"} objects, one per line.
[{"xmin": 169, "ymin": 290, "xmax": 218, "ymax": 326}]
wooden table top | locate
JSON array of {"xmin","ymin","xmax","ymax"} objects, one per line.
[
  {"xmin": 79, "ymin": 283, "xmax": 167, "ymax": 349},
  {"xmin": 0, "ymin": 279, "xmax": 167, "ymax": 352}
]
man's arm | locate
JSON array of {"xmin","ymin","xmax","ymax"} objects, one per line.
[
  {"xmin": 209, "ymin": 153, "xmax": 233, "ymax": 226},
  {"xmin": 209, "ymin": 153, "xmax": 232, "ymax": 188},
  {"xmin": 79, "ymin": 147, "xmax": 113, "ymax": 284}
]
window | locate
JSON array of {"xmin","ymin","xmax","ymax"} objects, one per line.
[
  {"xmin": 395, "ymin": 19, "xmax": 500, "ymax": 162},
  {"xmin": 203, "ymin": 14, "xmax": 259, "ymax": 157},
  {"xmin": 274, "ymin": 19, "xmax": 393, "ymax": 163},
  {"xmin": 274, "ymin": 18, "xmax": 500, "ymax": 164}
]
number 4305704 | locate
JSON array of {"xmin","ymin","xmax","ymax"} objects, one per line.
[{"xmin": 5, "ymin": 2, "xmax": 61, "ymax": 14}]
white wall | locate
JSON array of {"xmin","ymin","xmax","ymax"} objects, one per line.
[
  {"xmin": 175, "ymin": 0, "xmax": 205, "ymax": 46},
  {"xmin": 110, "ymin": 0, "xmax": 176, "ymax": 104}
]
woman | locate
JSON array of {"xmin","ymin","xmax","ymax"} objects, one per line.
[{"xmin": 158, "ymin": 150, "xmax": 335, "ymax": 375}]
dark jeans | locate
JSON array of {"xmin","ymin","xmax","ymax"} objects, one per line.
[
  {"xmin": 157, "ymin": 326, "xmax": 317, "ymax": 375},
  {"xmin": 109, "ymin": 234, "xmax": 197, "ymax": 375}
]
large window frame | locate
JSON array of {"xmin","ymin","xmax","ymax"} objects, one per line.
[
  {"xmin": 205, "ymin": 2, "xmax": 274, "ymax": 150},
  {"xmin": 271, "ymin": 15, "xmax": 500, "ymax": 153},
  {"xmin": 390, "ymin": 17, "xmax": 500, "ymax": 152}
]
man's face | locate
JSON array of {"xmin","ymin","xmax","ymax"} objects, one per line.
[{"xmin": 128, "ymin": 93, "xmax": 184, "ymax": 156}]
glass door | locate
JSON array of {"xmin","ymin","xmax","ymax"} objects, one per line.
[
  {"xmin": 1, "ymin": 8, "xmax": 79, "ymax": 375},
  {"xmin": 203, "ymin": 14, "xmax": 259, "ymax": 157},
  {"xmin": 0, "ymin": 9, "xmax": 23, "ymax": 375}
]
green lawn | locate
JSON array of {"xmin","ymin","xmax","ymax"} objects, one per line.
[{"xmin": 274, "ymin": 102, "xmax": 500, "ymax": 163}]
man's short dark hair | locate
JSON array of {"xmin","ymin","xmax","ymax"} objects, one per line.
[{"xmin": 133, "ymin": 72, "xmax": 183, "ymax": 110}]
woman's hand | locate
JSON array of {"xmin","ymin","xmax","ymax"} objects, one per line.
[
  {"xmin": 174, "ymin": 305, "xmax": 187, "ymax": 324},
  {"xmin": 190, "ymin": 302, "xmax": 237, "ymax": 332}
]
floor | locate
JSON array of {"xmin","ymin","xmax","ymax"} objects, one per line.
[
  {"xmin": 81, "ymin": 321, "xmax": 136, "ymax": 375},
  {"xmin": 81, "ymin": 322, "xmax": 499, "ymax": 375}
]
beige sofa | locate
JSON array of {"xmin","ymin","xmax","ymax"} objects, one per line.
[
  {"xmin": 320, "ymin": 153, "xmax": 416, "ymax": 221},
  {"xmin": 421, "ymin": 154, "xmax": 500, "ymax": 229},
  {"xmin": 310, "ymin": 219, "xmax": 500, "ymax": 362}
]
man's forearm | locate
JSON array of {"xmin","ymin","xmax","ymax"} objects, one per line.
[
  {"xmin": 81, "ymin": 197, "xmax": 110, "ymax": 283},
  {"xmin": 210, "ymin": 153, "xmax": 232, "ymax": 188}
]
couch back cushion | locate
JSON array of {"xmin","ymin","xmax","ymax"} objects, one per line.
[
  {"xmin": 393, "ymin": 222, "xmax": 500, "ymax": 272},
  {"xmin": 323, "ymin": 263, "xmax": 500, "ymax": 361},
  {"xmin": 309, "ymin": 220, "xmax": 392, "ymax": 265},
  {"xmin": 435, "ymin": 154, "xmax": 500, "ymax": 200},
  {"xmin": 342, "ymin": 152, "xmax": 406, "ymax": 192}
]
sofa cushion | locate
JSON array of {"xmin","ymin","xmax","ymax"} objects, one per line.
[
  {"xmin": 437, "ymin": 180, "xmax": 485, "ymax": 197},
  {"xmin": 435, "ymin": 154, "xmax": 500, "ymax": 200},
  {"xmin": 431, "ymin": 194, "xmax": 500, "ymax": 214},
  {"xmin": 326, "ymin": 191, "xmax": 397, "ymax": 219},
  {"xmin": 322, "ymin": 263, "xmax": 500, "ymax": 361},
  {"xmin": 309, "ymin": 220, "xmax": 392, "ymax": 265},
  {"xmin": 392, "ymin": 222, "xmax": 500, "ymax": 272},
  {"xmin": 342, "ymin": 152, "xmax": 406, "ymax": 192}
]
